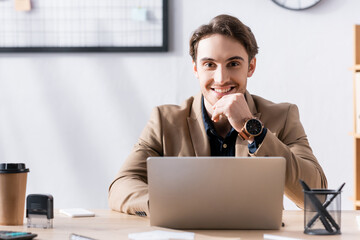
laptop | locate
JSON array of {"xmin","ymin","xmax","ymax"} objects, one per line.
[{"xmin": 147, "ymin": 157, "xmax": 286, "ymax": 230}]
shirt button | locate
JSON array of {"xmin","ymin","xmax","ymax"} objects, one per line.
[{"xmin": 223, "ymin": 143, "xmax": 227, "ymax": 149}]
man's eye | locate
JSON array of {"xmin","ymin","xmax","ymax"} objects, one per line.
[
  {"xmin": 228, "ymin": 61, "xmax": 240, "ymax": 67},
  {"xmin": 204, "ymin": 62, "xmax": 215, "ymax": 68}
]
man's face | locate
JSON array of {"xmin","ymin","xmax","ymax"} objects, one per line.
[{"xmin": 193, "ymin": 34, "xmax": 256, "ymax": 112}]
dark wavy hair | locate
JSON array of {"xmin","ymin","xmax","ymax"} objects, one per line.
[{"xmin": 189, "ymin": 14, "xmax": 258, "ymax": 63}]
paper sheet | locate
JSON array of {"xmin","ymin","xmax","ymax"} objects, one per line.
[{"xmin": 128, "ymin": 230, "xmax": 195, "ymax": 240}]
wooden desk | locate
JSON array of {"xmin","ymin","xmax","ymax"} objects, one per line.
[{"xmin": 0, "ymin": 210, "xmax": 359, "ymax": 239}]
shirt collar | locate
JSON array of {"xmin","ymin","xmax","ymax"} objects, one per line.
[{"xmin": 201, "ymin": 96, "xmax": 214, "ymax": 135}]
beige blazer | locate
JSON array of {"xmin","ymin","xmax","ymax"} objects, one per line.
[{"xmin": 108, "ymin": 92, "xmax": 327, "ymax": 215}]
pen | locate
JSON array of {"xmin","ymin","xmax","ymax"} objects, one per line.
[
  {"xmin": 263, "ymin": 234, "xmax": 303, "ymax": 240},
  {"xmin": 70, "ymin": 233, "xmax": 97, "ymax": 240}
]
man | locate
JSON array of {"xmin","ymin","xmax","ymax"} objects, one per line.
[{"xmin": 108, "ymin": 14, "xmax": 327, "ymax": 216}]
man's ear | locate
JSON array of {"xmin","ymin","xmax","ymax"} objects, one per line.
[
  {"xmin": 247, "ymin": 57, "xmax": 256, "ymax": 77},
  {"xmin": 193, "ymin": 60, "xmax": 199, "ymax": 79}
]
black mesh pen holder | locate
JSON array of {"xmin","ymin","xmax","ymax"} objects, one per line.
[{"xmin": 304, "ymin": 189, "xmax": 341, "ymax": 235}]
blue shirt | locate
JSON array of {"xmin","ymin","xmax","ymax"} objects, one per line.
[{"xmin": 201, "ymin": 96, "xmax": 267, "ymax": 156}]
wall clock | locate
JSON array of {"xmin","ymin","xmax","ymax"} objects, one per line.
[{"xmin": 271, "ymin": 0, "xmax": 322, "ymax": 11}]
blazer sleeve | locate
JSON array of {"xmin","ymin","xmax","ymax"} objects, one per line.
[
  {"xmin": 108, "ymin": 107, "xmax": 163, "ymax": 215},
  {"xmin": 251, "ymin": 104, "xmax": 327, "ymax": 209}
]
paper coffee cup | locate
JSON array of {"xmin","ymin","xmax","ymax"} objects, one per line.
[{"xmin": 0, "ymin": 163, "xmax": 29, "ymax": 225}]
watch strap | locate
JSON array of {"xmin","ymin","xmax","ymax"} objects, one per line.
[{"xmin": 239, "ymin": 127, "xmax": 250, "ymax": 140}]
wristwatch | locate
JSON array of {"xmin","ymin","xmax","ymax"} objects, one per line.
[{"xmin": 239, "ymin": 118, "xmax": 263, "ymax": 140}]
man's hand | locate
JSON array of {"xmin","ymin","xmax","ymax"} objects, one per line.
[{"xmin": 211, "ymin": 93, "xmax": 253, "ymax": 132}]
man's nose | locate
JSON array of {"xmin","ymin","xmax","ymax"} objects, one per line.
[{"xmin": 214, "ymin": 66, "xmax": 229, "ymax": 83}]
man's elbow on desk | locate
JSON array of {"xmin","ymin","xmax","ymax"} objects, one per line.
[{"xmin": 108, "ymin": 179, "xmax": 150, "ymax": 216}]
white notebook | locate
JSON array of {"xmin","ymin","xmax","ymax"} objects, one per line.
[{"xmin": 59, "ymin": 208, "xmax": 95, "ymax": 218}]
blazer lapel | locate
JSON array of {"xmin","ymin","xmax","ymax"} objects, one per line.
[
  {"xmin": 187, "ymin": 93, "xmax": 211, "ymax": 156},
  {"xmin": 245, "ymin": 91, "xmax": 261, "ymax": 119},
  {"xmin": 235, "ymin": 137, "xmax": 249, "ymax": 157}
]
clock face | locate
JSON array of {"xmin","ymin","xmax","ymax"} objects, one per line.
[{"xmin": 271, "ymin": 0, "xmax": 321, "ymax": 11}]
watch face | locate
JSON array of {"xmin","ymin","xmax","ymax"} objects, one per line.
[{"xmin": 246, "ymin": 119, "xmax": 263, "ymax": 135}]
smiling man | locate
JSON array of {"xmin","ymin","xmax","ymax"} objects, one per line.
[{"xmin": 108, "ymin": 14, "xmax": 327, "ymax": 216}]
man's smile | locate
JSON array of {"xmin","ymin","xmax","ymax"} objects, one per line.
[{"xmin": 211, "ymin": 86, "xmax": 235, "ymax": 94}]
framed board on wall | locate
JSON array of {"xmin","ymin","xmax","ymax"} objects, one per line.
[{"xmin": 0, "ymin": 0, "xmax": 168, "ymax": 52}]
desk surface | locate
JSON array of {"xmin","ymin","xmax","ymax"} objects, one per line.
[{"xmin": 0, "ymin": 210, "xmax": 359, "ymax": 240}]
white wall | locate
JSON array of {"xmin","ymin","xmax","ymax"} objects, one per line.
[{"xmin": 0, "ymin": 0, "xmax": 358, "ymax": 210}]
